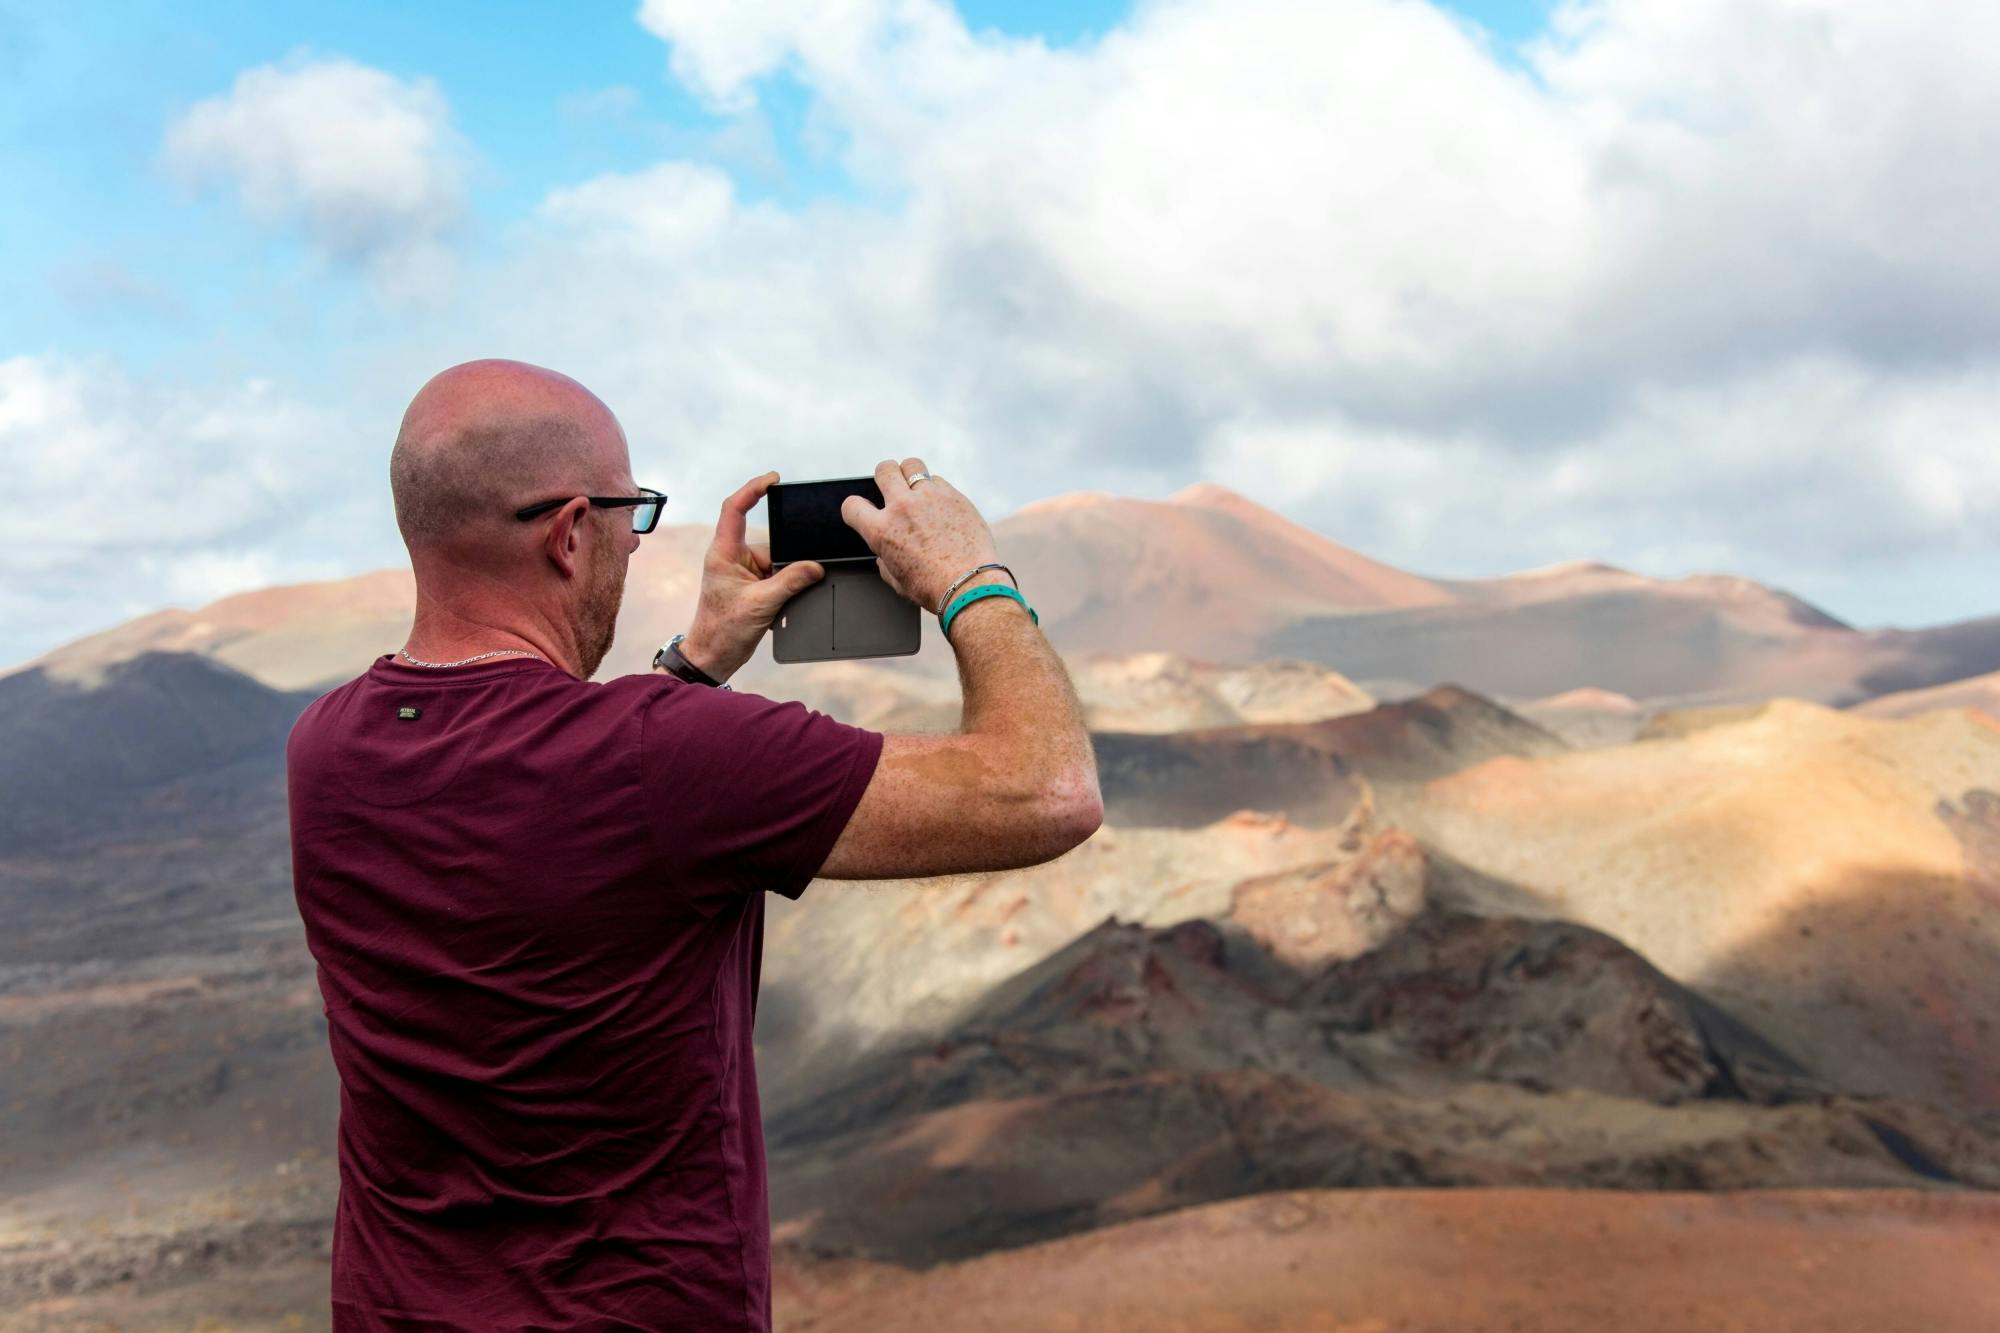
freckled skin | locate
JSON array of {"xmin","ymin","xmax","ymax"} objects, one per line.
[
  {"xmin": 888, "ymin": 744, "xmax": 995, "ymax": 790},
  {"xmin": 813, "ymin": 457, "xmax": 1102, "ymax": 881}
]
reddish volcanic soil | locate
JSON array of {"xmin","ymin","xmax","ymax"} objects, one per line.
[
  {"xmin": 777, "ymin": 1188, "xmax": 2000, "ymax": 1333},
  {"xmin": 20, "ymin": 1190, "xmax": 1980, "ymax": 1331}
]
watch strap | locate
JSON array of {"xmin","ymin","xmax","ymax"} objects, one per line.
[{"xmin": 655, "ymin": 634, "xmax": 730, "ymax": 689}]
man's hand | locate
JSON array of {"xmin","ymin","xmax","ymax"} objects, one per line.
[{"xmin": 678, "ymin": 471, "xmax": 824, "ymax": 682}]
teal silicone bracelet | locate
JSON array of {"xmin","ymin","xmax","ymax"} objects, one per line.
[{"xmin": 940, "ymin": 582, "xmax": 1038, "ymax": 641}]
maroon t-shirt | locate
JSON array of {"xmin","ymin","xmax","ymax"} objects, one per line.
[{"xmin": 285, "ymin": 652, "xmax": 883, "ymax": 1331}]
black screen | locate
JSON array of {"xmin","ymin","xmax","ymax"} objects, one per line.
[{"xmin": 768, "ymin": 476, "xmax": 882, "ymax": 564}]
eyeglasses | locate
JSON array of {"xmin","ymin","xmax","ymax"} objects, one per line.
[{"xmin": 514, "ymin": 486, "xmax": 666, "ymax": 534}]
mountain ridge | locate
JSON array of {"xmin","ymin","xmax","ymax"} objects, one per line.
[{"xmin": 8, "ymin": 482, "xmax": 1995, "ymax": 714}]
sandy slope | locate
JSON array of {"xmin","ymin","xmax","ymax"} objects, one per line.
[
  {"xmin": 1854, "ymin": 670, "xmax": 2000, "ymax": 721},
  {"xmin": 778, "ymin": 1189, "xmax": 2000, "ymax": 1333},
  {"xmin": 1414, "ymin": 699, "xmax": 2000, "ymax": 1111}
]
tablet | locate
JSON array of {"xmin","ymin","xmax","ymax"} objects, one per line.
[{"xmin": 768, "ymin": 476, "xmax": 921, "ymax": 664}]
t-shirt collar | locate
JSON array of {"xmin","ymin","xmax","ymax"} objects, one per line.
[{"xmin": 370, "ymin": 652, "xmax": 569, "ymax": 681}]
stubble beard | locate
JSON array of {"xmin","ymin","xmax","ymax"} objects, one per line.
[{"xmin": 576, "ymin": 539, "xmax": 625, "ymax": 679}]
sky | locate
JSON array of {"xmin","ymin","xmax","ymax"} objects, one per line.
[{"xmin": 4, "ymin": 0, "xmax": 1997, "ymax": 668}]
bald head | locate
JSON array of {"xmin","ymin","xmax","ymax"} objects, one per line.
[{"xmin": 390, "ymin": 359, "xmax": 630, "ymax": 559}]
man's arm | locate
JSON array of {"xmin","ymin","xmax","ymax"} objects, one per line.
[
  {"xmin": 814, "ymin": 569, "xmax": 1101, "ymax": 880},
  {"xmin": 662, "ymin": 455, "xmax": 1101, "ymax": 883}
]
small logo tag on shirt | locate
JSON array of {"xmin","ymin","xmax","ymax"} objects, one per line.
[{"xmin": 397, "ymin": 705, "xmax": 422, "ymax": 721}]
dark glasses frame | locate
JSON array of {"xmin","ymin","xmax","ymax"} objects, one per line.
[{"xmin": 514, "ymin": 487, "xmax": 666, "ymax": 534}]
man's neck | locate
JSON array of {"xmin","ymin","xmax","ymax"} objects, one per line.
[{"xmin": 404, "ymin": 604, "xmax": 578, "ymax": 677}]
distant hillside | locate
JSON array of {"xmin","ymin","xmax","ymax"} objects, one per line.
[
  {"xmin": 0, "ymin": 652, "xmax": 317, "ymax": 970},
  {"xmin": 0, "ymin": 651, "xmax": 312, "ymax": 852},
  {"xmin": 1265, "ymin": 577, "xmax": 2000, "ymax": 709},
  {"xmin": 1852, "ymin": 668, "xmax": 2000, "ymax": 722},
  {"xmin": 14, "ymin": 482, "xmax": 1997, "ymax": 710},
  {"xmin": 1515, "ymin": 685, "xmax": 1646, "ymax": 748},
  {"xmin": 744, "ymin": 651, "xmax": 1377, "ymax": 735},
  {"xmin": 993, "ymin": 481, "xmax": 1455, "ymax": 659},
  {"xmin": 1090, "ymin": 684, "xmax": 1564, "ymax": 829}
]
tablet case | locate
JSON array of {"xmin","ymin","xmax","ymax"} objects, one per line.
[
  {"xmin": 771, "ymin": 558, "xmax": 921, "ymax": 663},
  {"xmin": 769, "ymin": 477, "xmax": 921, "ymax": 664}
]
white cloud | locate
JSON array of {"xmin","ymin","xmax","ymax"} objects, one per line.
[
  {"xmin": 24, "ymin": 0, "xmax": 2000, "ymax": 669},
  {"xmin": 539, "ymin": 161, "xmax": 740, "ymax": 254},
  {"xmin": 1207, "ymin": 354, "xmax": 2000, "ymax": 577},
  {"xmin": 631, "ymin": 0, "xmax": 2000, "ymax": 389},
  {"xmin": 575, "ymin": 0, "xmax": 2000, "ymax": 621},
  {"xmin": 554, "ymin": 83, "xmax": 792, "ymax": 186},
  {"xmin": 146, "ymin": 547, "xmax": 285, "ymax": 606},
  {"xmin": 163, "ymin": 53, "xmax": 468, "ymax": 295},
  {"xmin": 0, "ymin": 356, "xmax": 394, "ymax": 667},
  {"xmin": 636, "ymin": 0, "xmax": 895, "ymax": 113}
]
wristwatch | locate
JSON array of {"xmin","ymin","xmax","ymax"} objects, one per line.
[{"xmin": 654, "ymin": 633, "xmax": 732, "ymax": 690}]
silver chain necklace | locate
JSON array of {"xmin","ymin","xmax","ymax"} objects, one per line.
[{"xmin": 397, "ymin": 646, "xmax": 551, "ymax": 669}]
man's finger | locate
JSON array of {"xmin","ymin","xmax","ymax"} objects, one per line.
[
  {"xmin": 747, "ymin": 541, "xmax": 772, "ymax": 577},
  {"xmin": 772, "ymin": 561, "xmax": 823, "ymax": 601},
  {"xmin": 841, "ymin": 492, "xmax": 882, "ymax": 543},
  {"xmin": 715, "ymin": 471, "xmax": 779, "ymax": 551},
  {"xmin": 874, "ymin": 458, "xmax": 909, "ymax": 500}
]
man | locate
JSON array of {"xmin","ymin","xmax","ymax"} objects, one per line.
[{"xmin": 285, "ymin": 359, "xmax": 1102, "ymax": 1331}]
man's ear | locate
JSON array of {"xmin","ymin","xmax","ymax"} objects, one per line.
[{"xmin": 542, "ymin": 497, "xmax": 589, "ymax": 579}]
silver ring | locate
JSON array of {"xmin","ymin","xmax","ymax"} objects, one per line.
[{"xmin": 907, "ymin": 471, "xmax": 932, "ymax": 486}]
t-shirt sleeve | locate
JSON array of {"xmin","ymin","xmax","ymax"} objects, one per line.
[{"xmin": 640, "ymin": 680, "xmax": 885, "ymax": 909}]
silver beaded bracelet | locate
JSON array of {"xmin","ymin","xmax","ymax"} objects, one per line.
[{"xmin": 934, "ymin": 563, "xmax": 1018, "ymax": 618}]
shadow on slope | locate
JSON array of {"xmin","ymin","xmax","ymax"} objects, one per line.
[
  {"xmin": 0, "ymin": 652, "xmax": 313, "ymax": 966},
  {"xmin": 1693, "ymin": 862, "xmax": 2000, "ymax": 1120},
  {"xmin": 769, "ymin": 908, "xmax": 1999, "ymax": 1266},
  {"xmin": 0, "ymin": 651, "xmax": 313, "ymax": 852},
  {"xmin": 1091, "ymin": 684, "xmax": 1563, "ymax": 828}
]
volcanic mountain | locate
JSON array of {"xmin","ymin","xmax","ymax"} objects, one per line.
[
  {"xmin": 1412, "ymin": 699, "xmax": 2000, "ymax": 1114},
  {"xmin": 1087, "ymin": 684, "xmax": 1564, "ymax": 829},
  {"xmin": 9, "ymin": 482, "xmax": 1431, "ymax": 690},
  {"xmin": 7, "ymin": 644, "xmax": 1999, "ymax": 1315},
  {"xmin": 13, "ymin": 483, "xmax": 1999, "ymax": 711},
  {"xmin": 0, "ymin": 653, "xmax": 315, "ymax": 970},
  {"xmin": 8, "ymin": 485, "xmax": 2000, "ymax": 1319},
  {"xmin": 0, "ymin": 651, "xmax": 311, "ymax": 853},
  {"xmin": 990, "ymin": 481, "xmax": 1456, "ymax": 658},
  {"xmin": 764, "ymin": 910, "xmax": 1995, "ymax": 1268},
  {"xmin": 752, "ymin": 684, "xmax": 1562, "ymax": 1101}
]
